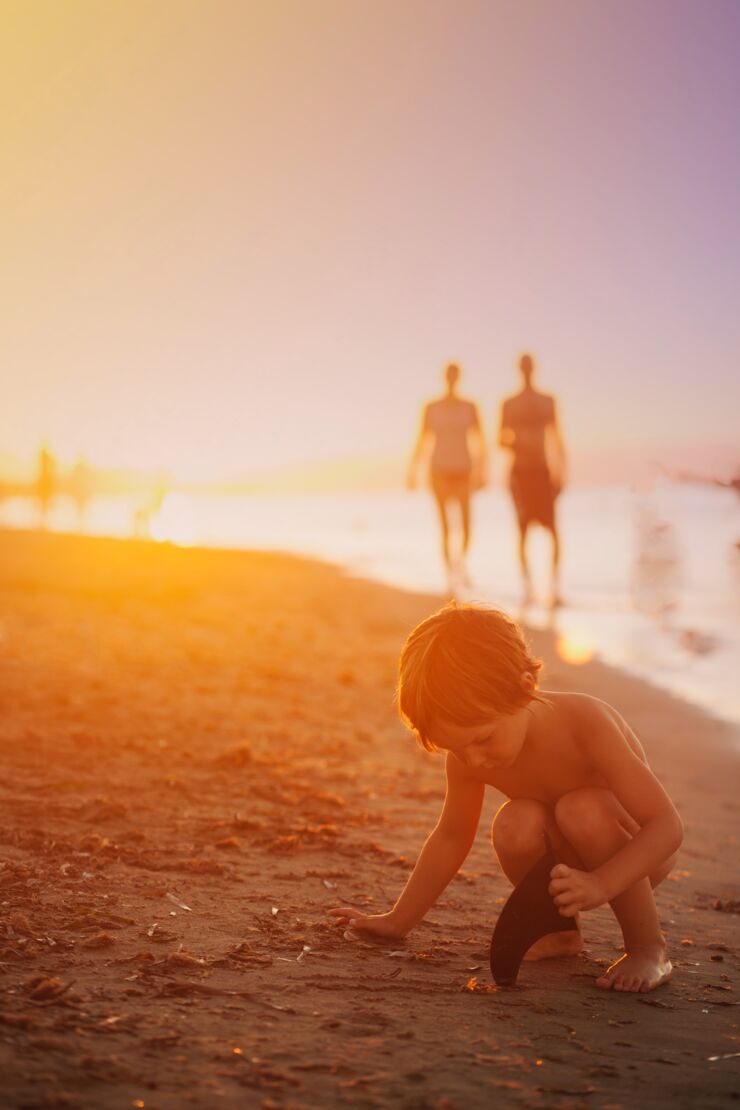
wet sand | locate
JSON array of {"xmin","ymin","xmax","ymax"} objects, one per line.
[{"xmin": 0, "ymin": 529, "xmax": 738, "ymax": 1109}]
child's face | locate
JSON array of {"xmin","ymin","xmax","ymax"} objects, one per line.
[{"xmin": 429, "ymin": 705, "xmax": 531, "ymax": 770}]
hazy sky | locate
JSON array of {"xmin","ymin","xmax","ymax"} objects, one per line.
[{"xmin": 3, "ymin": 0, "xmax": 739, "ymax": 482}]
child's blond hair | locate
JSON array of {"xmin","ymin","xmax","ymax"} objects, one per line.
[{"xmin": 397, "ymin": 603, "xmax": 543, "ymax": 750}]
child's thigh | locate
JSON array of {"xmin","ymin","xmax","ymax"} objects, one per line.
[
  {"xmin": 607, "ymin": 791, "xmax": 677, "ymax": 883},
  {"xmin": 611, "ymin": 792, "xmax": 678, "ymax": 886},
  {"xmin": 563, "ymin": 789, "xmax": 677, "ymax": 887}
]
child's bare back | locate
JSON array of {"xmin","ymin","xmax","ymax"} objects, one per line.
[{"xmin": 330, "ymin": 605, "xmax": 683, "ymax": 994}]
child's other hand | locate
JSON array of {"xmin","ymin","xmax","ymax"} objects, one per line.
[
  {"xmin": 548, "ymin": 864, "xmax": 607, "ymax": 915},
  {"xmin": 328, "ymin": 907, "xmax": 407, "ymax": 940}
]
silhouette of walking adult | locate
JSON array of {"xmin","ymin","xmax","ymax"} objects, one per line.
[
  {"xmin": 499, "ymin": 354, "xmax": 566, "ymax": 606},
  {"xmin": 408, "ymin": 363, "xmax": 487, "ymax": 588}
]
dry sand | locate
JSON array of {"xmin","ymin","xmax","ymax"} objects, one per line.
[{"xmin": 0, "ymin": 529, "xmax": 738, "ymax": 1110}]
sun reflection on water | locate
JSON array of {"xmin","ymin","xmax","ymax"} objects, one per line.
[{"xmin": 555, "ymin": 631, "xmax": 596, "ymax": 666}]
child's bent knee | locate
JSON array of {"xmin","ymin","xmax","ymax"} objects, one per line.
[
  {"xmin": 492, "ymin": 798, "xmax": 549, "ymax": 856},
  {"xmin": 650, "ymin": 850, "xmax": 678, "ymax": 889},
  {"xmin": 554, "ymin": 788, "xmax": 620, "ymax": 842}
]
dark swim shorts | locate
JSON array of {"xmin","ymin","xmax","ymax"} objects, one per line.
[{"xmin": 509, "ymin": 464, "xmax": 558, "ymax": 528}]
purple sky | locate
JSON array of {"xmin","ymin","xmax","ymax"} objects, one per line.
[{"xmin": 3, "ymin": 0, "xmax": 739, "ymax": 483}]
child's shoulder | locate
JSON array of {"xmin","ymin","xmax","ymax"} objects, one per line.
[{"xmin": 545, "ymin": 690, "xmax": 622, "ymax": 729}]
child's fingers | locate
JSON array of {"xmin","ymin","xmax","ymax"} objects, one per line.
[
  {"xmin": 328, "ymin": 907, "xmax": 359, "ymax": 924},
  {"xmin": 553, "ymin": 892, "xmax": 576, "ymax": 907},
  {"xmin": 550, "ymin": 864, "xmax": 571, "ymax": 879},
  {"xmin": 548, "ymin": 878, "xmax": 571, "ymax": 895}
]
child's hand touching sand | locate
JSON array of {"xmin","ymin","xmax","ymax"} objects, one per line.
[
  {"xmin": 549, "ymin": 863, "xmax": 608, "ymax": 915},
  {"xmin": 328, "ymin": 907, "xmax": 407, "ymax": 940}
]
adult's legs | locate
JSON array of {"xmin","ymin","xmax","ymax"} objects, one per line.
[
  {"xmin": 548, "ymin": 523, "xmax": 562, "ymax": 605},
  {"xmin": 433, "ymin": 492, "xmax": 451, "ymax": 569},
  {"xmin": 459, "ymin": 490, "xmax": 471, "ymax": 555},
  {"xmin": 517, "ymin": 520, "xmax": 534, "ymax": 603},
  {"xmin": 553, "ymin": 788, "xmax": 674, "ymax": 991},
  {"xmin": 454, "ymin": 488, "xmax": 473, "ymax": 586}
]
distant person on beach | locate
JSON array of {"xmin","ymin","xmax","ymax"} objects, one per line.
[
  {"xmin": 407, "ymin": 363, "xmax": 487, "ymax": 587},
  {"xmin": 68, "ymin": 456, "xmax": 93, "ymax": 532},
  {"xmin": 330, "ymin": 603, "xmax": 682, "ymax": 993},
  {"xmin": 35, "ymin": 443, "xmax": 57, "ymax": 528},
  {"xmin": 499, "ymin": 354, "xmax": 566, "ymax": 605},
  {"xmin": 132, "ymin": 474, "xmax": 168, "ymax": 540}
]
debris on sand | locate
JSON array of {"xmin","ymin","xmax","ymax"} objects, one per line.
[
  {"xmin": 165, "ymin": 949, "xmax": 207, "ymax": 968},
  {"xmin": 25, "ymin": 976, "xmax": 76, "ymax": 1004},
  {"xmin": 83, "ymin": 930, "xmax": 117, "ymax": 949},
  {"xmin": 213, "ymin": 743, "xmax": 253, "ymax": 768},
  {"xmin": 165, "ymin": 893, "xmax": 192, "ymax": 912}
]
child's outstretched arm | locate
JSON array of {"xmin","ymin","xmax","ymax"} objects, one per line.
[
  {"xmin": 330, "ymin": 754, "xmax": 485, "ymax": 939},
  {"xmin": 548, "ymin": 698, "xmax": 684, "ymax": 916}
]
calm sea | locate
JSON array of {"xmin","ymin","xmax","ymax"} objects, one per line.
[{"xmin": 3, "ymin": 482, "xmax": 739, "ymax": 727}]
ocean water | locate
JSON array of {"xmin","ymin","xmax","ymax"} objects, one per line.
[{"xmin": 3, "ymin": 481, "xmax": 739, "ymax": 726}]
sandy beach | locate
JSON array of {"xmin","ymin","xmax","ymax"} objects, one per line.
[{"xmin": 0, "ymin": 528, "xmax": 738, "ymax": 1110}]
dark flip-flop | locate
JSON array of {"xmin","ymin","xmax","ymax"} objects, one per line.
[{"xmin": 489, "ymin": 832, "xmax": 578, "ymax": 986}]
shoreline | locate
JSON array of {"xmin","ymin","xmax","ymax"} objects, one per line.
[
  {"xmin": 2, "ymin": 510, "xmax": 739, "ymax": 731},
  {"xmin": 1, "ymin": 528, "xmax": 738, "ymax": 1109}
]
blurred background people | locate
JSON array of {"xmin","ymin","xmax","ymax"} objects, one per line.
[
  {"xmin": 68, "ymin": 456, "xmax": 93, "ymax": 533},
  {"xmin": 499, "ymin": 354, "xmax": 566, "ymax": 606},
  {"xmin": 407, "ymin": 363, "xmax": 487, "ymax": 589},
  {"xmin": 35, "ymin": 443, "xmax": 57, "ymax": 529}
]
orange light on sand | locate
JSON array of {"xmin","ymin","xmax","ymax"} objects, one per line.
[
  {"xmin": 149, "ymin": 493, "xmax": 197, "ymax": 546},
  {"xmin": 555, "ymin": 632, "xmax": 595, "ymax": 666}
]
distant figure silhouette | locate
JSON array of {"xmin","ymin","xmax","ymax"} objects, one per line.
[
  {"xmin": 407, "ymin": 363, "xmax": 486, "ymax": 586},
  {"xmin": 499, "ymin": 354, "xmax": 566, "ymax": 605},
  {"xmin": 35, "ymin": 443, "xmax": 57, "ymax": 529},
  {"xmin": 68, "ymin": 456, "xmax": 93, "ymax": 532},
  {"xmin": 133, "ymin": 473, "xmax": 168, "ymax": 540}
]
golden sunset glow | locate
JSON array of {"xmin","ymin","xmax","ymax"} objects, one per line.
[
  {"xmin": 555, "ymin": 632, "xmax": 596, "ymax": 666},
  {"xmin": 2, "ymin": 6, "xmax": 739, "ymax": 1105},
  {"xmin": 2, "ymin": 2, "xmax": 737, "ymax": 489}
]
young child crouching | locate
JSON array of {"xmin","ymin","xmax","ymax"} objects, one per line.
[{"xmin": 331, "ymin": 604, "xmax": 683, "ymax": 992}]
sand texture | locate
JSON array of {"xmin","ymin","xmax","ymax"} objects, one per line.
[{"xmin": 0, "ymin": 530, "xmax": 738, "ymax": 1109}]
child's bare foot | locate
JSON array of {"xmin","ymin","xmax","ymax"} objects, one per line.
[
  {"xmin": 523, "ymin": 930, "xmax": 583, "ymax": 961},
  {"xmin": 595, "ymin": 945, "xmax": 673, "ymax": 992}
]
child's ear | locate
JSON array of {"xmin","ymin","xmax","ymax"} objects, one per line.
[{"xmin": 520, "ymin": 671, "xmax": 535, "ymax": 693}]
